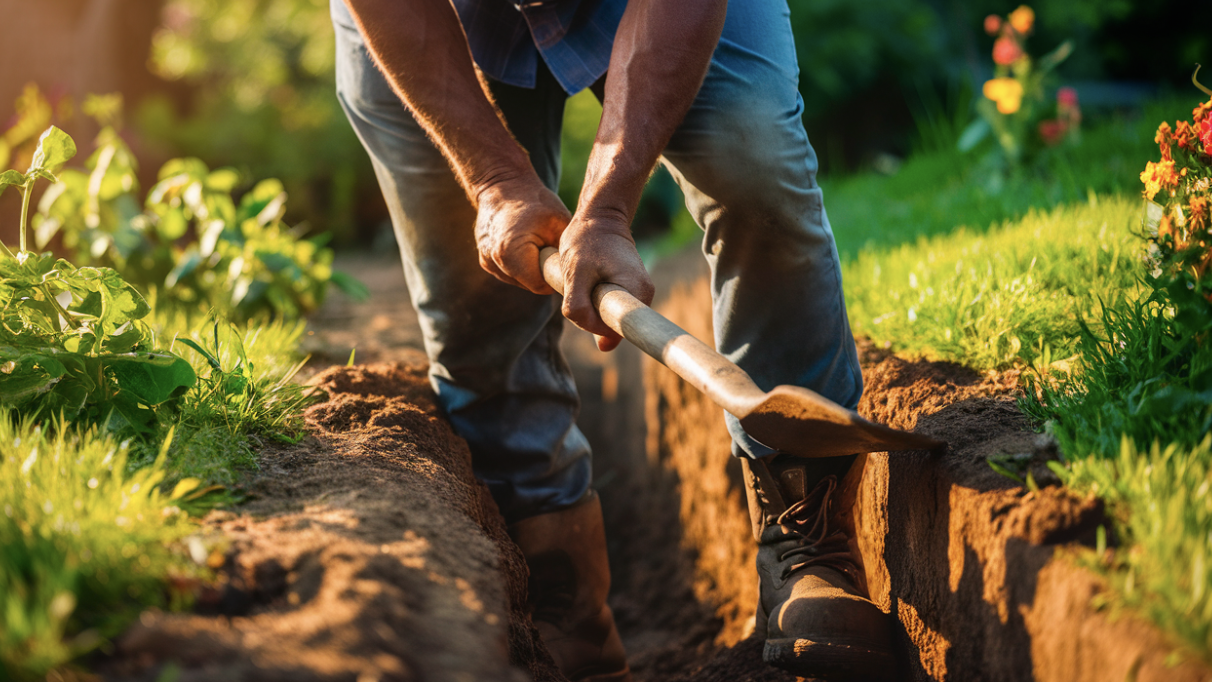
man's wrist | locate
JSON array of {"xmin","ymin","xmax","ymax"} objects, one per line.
[{"xmin": 472, "ymin": 162, "xmax": 543, "ymax": 208}]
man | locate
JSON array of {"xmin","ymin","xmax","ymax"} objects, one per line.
[{"xmin": 330, "ymin": 0, "xmax": 893, "ymax": 679}]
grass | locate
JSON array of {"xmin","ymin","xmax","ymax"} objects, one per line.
[
  {"xmin": 0, "ymin": 420, "xmax": 203, "ymax": 681},
  {"xmin": 823, "ymin": 96, "xmax": 1197, "ymax": 259},
  {"xmin": 0, "ymin": 307, "xmax": 318, "ymax": 679},
  {"xmin": 1064, "ymin": 437, "xmax": 1212, "ymax": 658},
  {"xmin": 843, "ymin": 194, "xmax": 1143, "ymax": 370},
  {"xmin": 137, "ymin": 308, "xmax": 318, "ymax": 484},
  {"xmin": 843, "ymin": 174, "xmax": 1212, "ymax": 659}
]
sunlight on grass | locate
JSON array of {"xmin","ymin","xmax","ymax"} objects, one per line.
[
  {"xmin": 843, "ymin": 194, "xmax": 1143, "ymax": 371},
  {"xmin": 1065, "ymin": 437, "xmax": 1212, "ymax": 658},
  {"xmin": 0, "ymin": 421, "xmax": 201, "ymax": 680}
]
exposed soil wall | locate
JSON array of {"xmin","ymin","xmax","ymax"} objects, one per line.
[
  {"xmin": 102, "ymin": 363, "xmax": 562, "ymax": 682},
  {"xmin": 569, "ymin": 247, "xmax": 1212, "ymax": 681}
]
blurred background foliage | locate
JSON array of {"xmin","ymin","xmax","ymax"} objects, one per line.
[{"xmin": 2, "ymin": 0, "xmax": 1210, "ymax": 246}]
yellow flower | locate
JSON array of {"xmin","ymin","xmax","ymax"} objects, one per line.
[
  {"xmin": 1009, "ymin": 5, "xmax": 1034, "ymax": 34},
  {"xmin": 1139, "ymin": 160, "xmax": 1180, "ymax": 201},
  {"xmin": 983, "ymin": 78, "xmax": 1023, "ymax": 114}
]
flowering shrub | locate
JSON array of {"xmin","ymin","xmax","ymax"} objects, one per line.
[
  {"xmin": 1141, "ymin": 73, "xmax": 1212, "ymax": 326},
  {"xmin": 959, "ymin": 5, "xmax": 1075, "ymax": 165}
]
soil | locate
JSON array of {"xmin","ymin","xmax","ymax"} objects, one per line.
[
  {"xmin": 98, "ymin": 250, "xmax": 1212, "ymax": 681},
  {"xmin": 101, "ymin": 361, "xmax": 561, "ymax": 682}
]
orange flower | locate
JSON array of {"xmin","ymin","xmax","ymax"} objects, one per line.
[
  {"xmin": 993, "ymin": 36, "xmax": 1023, "ymax": 65},
  {"xmin": 984, "ymin": 14, "xmax": 1002, "ymax": 36},
  {"xmin": 1008, "ymin": 5, "xmax": 1035, "ymax": 34},
  {"xmin": 1191, "ymin": 195, "xmax": 1210, "ymax": 234},
  {"xmin": 1155, "ymin": 121, "xmax": 1173, "ymax": 162},
  {"xmin": 983, "ymin": 77, "xmax": 1023, "ymax": 114},
  {"xmin": 1158, "ymin": 213, "xmax": 1176, "ymax": 241},
  {"xmin": 1140, "ymin": 160, "xmax": 1180, "ymax": 201},
  {"xmin": 1176, "ymin": 120, "xmax": 1198, "ymax": 152}
]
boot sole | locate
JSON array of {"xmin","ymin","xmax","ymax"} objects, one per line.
[{"xmin": 764, "ymin": 636, "xmax": 896, "ymax": 681}]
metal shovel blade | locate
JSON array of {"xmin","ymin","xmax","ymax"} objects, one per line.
[{"xmin": 739, "ymin": 385, "xmax": 944, "ymax": 458}]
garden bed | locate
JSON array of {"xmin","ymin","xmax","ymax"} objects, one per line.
[
  {"xmin": 85, "ymin": 249, "xmax": 1211, "ymax": 680},
  {"xmin": 101, "ymin": 362, "xmax": 560, "ymax": 682}
]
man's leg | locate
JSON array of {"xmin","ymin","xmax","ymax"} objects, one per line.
[
  {"xmin": 660, "ymin": 0, "xmax": 893, "ymax": 679},
  {"xmin": 332, "ymin": 5, "xmax": 629, "ymax": 680},
  {"xmin": 331, "ymin": 0, "xmax": 587, "ymax": 524}
]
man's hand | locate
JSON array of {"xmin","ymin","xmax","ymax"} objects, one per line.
[
  {"xmin": 475, "ymin": 177, "xmax": 571, "ymax": 294},
  {"xmin": 558, "ymin": 210, "xmax": 654, "ymax": 352}
]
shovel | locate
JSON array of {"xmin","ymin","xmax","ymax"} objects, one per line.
[{"xmin": 539, "ymin": 248, "xmax": 943, "ymax": 458}]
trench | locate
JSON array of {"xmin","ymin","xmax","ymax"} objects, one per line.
[{"xmin": 98, "ymin": 251, "xmax": 1211, "ymax": 681}]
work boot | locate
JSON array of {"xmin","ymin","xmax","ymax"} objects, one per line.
[
  {"xmin": 743, "ymin": 454, "xmax": 896, "ymax": 681},
  {"xmin": 509, "ymin": 490, "xmax": 632, "ymax": 682}
]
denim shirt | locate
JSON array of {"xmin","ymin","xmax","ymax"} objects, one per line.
[{"xmin": 451, "ymin": 0, "xmax": 627, "ymax": 94}]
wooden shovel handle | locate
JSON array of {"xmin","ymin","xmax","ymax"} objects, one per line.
[{"xmin": 538, "ymin": 247, "xmax": 764, "ymax": 417}]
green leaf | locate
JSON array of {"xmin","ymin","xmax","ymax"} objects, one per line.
[
  {"xmin": 156, "ymin": 157, "xmax": 209, "ymax": 183},
  {"xmin": 177, "ymin": 338, "xmax": 221, "ymax": 371},
  {"xmin": 331, "ymin": 271, "xmax": 370, "ymax": 302},
  {"xmin": 206, "ymin": 168, "xmax": 241, "ymax": 192},
  {"xmin": 165, "ymin": 250, "xmax": 202, "ymax": 288},
  {"xmin": 0, "ymin": 351, "xmax": 67, "ymax": 404},
  {"xmin": 988, "ymin": 458, "xmax": 1025, "ymax": 485},
  {"xmin": 101, "ymin": 324, "xmax": 146, "ymax": 354},
  {"xmin": 0, "ymin": 169, "xmax": 24, "ymax": 192},
  {"xmin": 69, "ymin": 290, "xmax": 104, "ymax": 319},
  {"xmin": 157, "ymin": 207, "xmax": 188, "ymax": 241},
  {"xmin": 1036, "ymin": 40, "xmax": 1074, "ymax": 73},
  {"xmin": 108, "ymin": 352, "xmax": 197, "ymax": 405},
  {"xmin": 957, "ymin": 119, "xmax": 990, "ymax": 152},
  {"xmin": 28, "ymin": 126, "xmax": 77, "ymax": 174}
]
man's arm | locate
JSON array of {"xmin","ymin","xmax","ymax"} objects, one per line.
[
  {"xmin": 558, "ymin": 0, "xmax": 728, "ymax": 351},
  {"xmin": 343, "ymin": 0, "xmax": 569, "ymax": 293}
]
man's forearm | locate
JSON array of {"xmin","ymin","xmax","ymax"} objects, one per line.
[
  {"xmin": 578, "ymin": 0, "xmax": 728, "ymax": 222},
  {"xmin": 343, "ymin": 0, "xmax": 535, "ymax": 201}
]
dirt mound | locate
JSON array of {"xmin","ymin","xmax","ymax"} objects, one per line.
[{"xmin": 101, "ymin": 363, "xmax": 562, "ymax": 682}]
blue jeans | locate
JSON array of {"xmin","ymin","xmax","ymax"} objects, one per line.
[{"xmin": 332, "ymin": 0, "xmax": 863, "ymax": 523}]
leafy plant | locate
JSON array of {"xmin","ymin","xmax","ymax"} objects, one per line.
[
  {"xmin": 32, "ymin": 98, "xmax": 367, "ymax": 322},
  {"xmin": 0, "ymin": 127, "xmax": 196, "ymax": 432},
  {"xmin": 959, "ymin": 5, "xmax": 1074, "ymax": 166}
]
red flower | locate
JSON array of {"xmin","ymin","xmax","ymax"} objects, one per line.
[
  {"xmin": 1057, "ymin": 87, "xmax": 1078, "ymax": 108},
  {"xmin": 1200, "ymin": 110, "xmax": 1212, "ymax": 157},
  {"xmin": 993, "ymin": 36, "xmax": 1023, "ymax": 65},
  {"xmin": 1039, "ymin": 119, "xmax": 1066, "ymax": 146},
  {"xmin": 984, "ymin": 15, "xmax": 1002, "ymax": 36}
]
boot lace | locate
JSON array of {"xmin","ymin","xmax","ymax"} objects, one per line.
[{"xmin": 774, "ymin": 475, "xmax": 859, "ymax": 583}]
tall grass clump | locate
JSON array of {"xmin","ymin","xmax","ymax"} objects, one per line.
[
  {"xmin": 843, "ymin": 194, "xmax": 1143, "ymax": 371},
  {"xmin": 0, "ymin": 420, "xmax": 204, "ymax": 681},
  {"xmin": 1061, "ymin": 437, "xmax": 1212, "ymax": 656}
]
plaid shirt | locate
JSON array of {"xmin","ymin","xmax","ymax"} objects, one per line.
[{"xmin": 452, "ymin": 0, "xmax": 627, "ymax": 94}]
